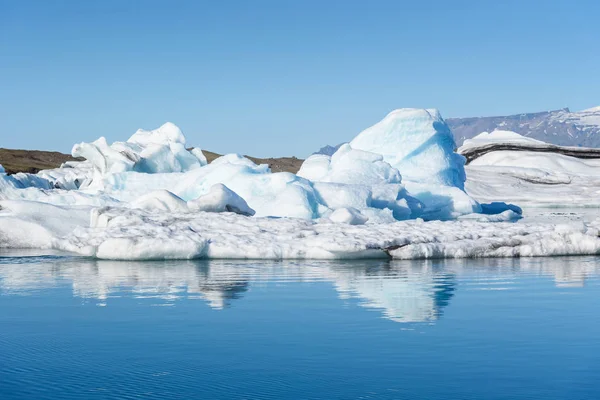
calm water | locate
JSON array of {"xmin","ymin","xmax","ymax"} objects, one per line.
[{"xmin": 1, "ymin": 253, "xmax": 599, "ymax": 399}]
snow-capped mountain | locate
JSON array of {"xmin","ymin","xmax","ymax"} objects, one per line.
[{"xmin": 447, "ymin": 106, "xmax": 600, "ymax": 147}]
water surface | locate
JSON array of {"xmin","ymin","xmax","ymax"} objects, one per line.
[{"xmin": 1, "ymin": 253, "xmax": 599, "ymax": 399}]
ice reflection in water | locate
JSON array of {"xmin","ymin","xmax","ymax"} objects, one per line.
[{"xmin": 1, "ymin": 254, "xmax": 599, "ymax": 323}]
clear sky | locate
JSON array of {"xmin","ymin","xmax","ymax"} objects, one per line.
[{"xmin": 1, "ymin": 0, "xmax": 599, "ymax": 157}]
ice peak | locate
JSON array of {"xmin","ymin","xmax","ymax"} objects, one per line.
[
  {"xmin": 581, "ymin": 105, "xmax": 600, "ymax": 113},
  {"xmin": 383, "ymin": 108, "xmax": 442, "ymax": 121},
  {"xmin": 128, "ymin": 122, "xmax": 186, "ymax": 146},
  {"xmin": 350, "ymin": 107, "xmax": 466, "ymax": 189}
]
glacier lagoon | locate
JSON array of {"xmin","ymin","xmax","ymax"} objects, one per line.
[
  {"xmin": 1, "ymin": 252, "xmax": 599, "ymax": 400},
  {"xmin": 3, "ymin": 107, "xmax": 600, "ymax": 398}
]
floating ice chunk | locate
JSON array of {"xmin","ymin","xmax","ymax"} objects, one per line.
[
  {"xmin": 188, "ymin": 184, "xmax": 255, "ymax": 216},
  {"xmin": 350, "ymin": 108, "xmax": 466, "ymax": 189},
  {"xmin": 329, "ymin": 207, "xmax": 369, "ymax": 225},
  {"xmin": 0, "ymin": 165, "xmax": 4, "ymax": 174}
]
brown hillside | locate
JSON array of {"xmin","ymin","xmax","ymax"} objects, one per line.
[
  {"xmin": 0, "ymin": 148, "xmax": 81, "ymax": 175},
  {"xmin": 0, "ymin": 148, "xmax": 303, "ymax": 175}
]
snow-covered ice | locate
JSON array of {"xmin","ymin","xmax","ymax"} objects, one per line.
[
  {"xmin": 328, "ymin": 207, "xmax": 369, "ymax": 225},
  {"xmin": 1, "ymin": 204, "xmax": 597, "ymax": 260},
  {"xmin": 461, "ymin": 131, "xmax": 600, "ymax": 207},
  {"xmin": 349, "ymin": 108, "xmax": 482, "ymax": 218},
  {"xmin": 301, "ymin": 110, "xmax": 481, "ymax": 220},
  {"xmin": 350, "ymin": 109, "xmax": 466, "ymax": 188},
  {"xmin": 4, "ymin": 110, "xmax": 600, "ymax": 260},
  {"xmin": 298, "ymin": 143, "xmax": 422, "ymax": 220}
]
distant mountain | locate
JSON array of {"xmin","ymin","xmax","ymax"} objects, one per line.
[
  {"xmin": 447, "ymin": 106, "xmax": 600, "ymax": 147},
  {"xmin": 314, "ymin": 107, "xmax": 600, "ymax": 153},
  {"xmin": 313, "ymin": 144, "xmax": 344, "ymax": 156}
]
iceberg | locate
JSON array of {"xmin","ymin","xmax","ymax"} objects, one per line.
[
  {"xmin": 7, "ymin": 113, "xmax": 585, "ymax": 261},
  {"xmin": 348, "ymin": 109, "xmax": 482, "ymax": 219},
  {"xmin": 350, "ymin": 108, "xmax": 466, "ymax": 189}
]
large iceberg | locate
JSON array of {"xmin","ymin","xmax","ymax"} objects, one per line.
[
  {"xmin": 350, "ymin": 108, "xmax": 466, "ymax": 188},
  {"xmin": 6, "ymin": 112, "xmax": 576, "ymax": 261},
  {"xmin": 301, "ymin": 109, "xmax": 481, "ymax": 220}
]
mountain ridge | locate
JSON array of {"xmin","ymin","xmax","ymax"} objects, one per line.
[
  {"xmin": 312, "ymin": 106, "xmax": 600, "ymax": 156},
  {"xmin": 447, "ymin": 106, "xmax": 600, "ymax": 147}
]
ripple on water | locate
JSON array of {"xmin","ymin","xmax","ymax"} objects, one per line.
[{"xmin": 1, "ymin": 255, "xmax": 600, "ymax": 399}]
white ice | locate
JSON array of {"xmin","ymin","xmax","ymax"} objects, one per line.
[
  {"xmin": 348, "ymin": 108, "xmax": 482, "ymax": 219},
  {"xmin": 1, "ymin": 205, "xmax": 598, "ymax": 260},
  {"xmin": 461, "ymin": 131, "xmax": 600, "ymax": 207},
  {"xmin": 298, "ymin": 143, "xmax": 422, "ymax": 220},
  {"xmin": 350, "ymin": 108, "xmax": 467, "ymax": 189},
  {"xmin": 5, "ymin": 112, "xmax": 598, "ymax": 260}
]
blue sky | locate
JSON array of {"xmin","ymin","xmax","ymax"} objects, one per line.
[{"xmin": 1, "ymin": 0, "xmax": 599, "ymax": 157}]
